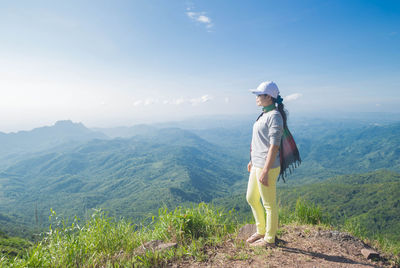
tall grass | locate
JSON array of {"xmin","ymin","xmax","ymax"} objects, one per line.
[
  {"xmin": 278, "ymin": 198, "xmax": 328, "ymax": 226},
  {"xmin": 0, "ymin": 203, "xmax": 237, "ymax": 267},
  {"xmin": 294, "ymin": 198, "xmax": 327, "ymax": 225},
  {"xmin": 152, "ymin": 203, "xmax": 237, "ymax": 243}
]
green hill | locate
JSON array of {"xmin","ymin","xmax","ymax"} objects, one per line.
[
  {"xmin": 192, "ymin": 120, "xmax": 400, "ymax": 184},
  {"xmin": 286, "ymin": 122, "xmax": 400, "ymax": 182},
  {"xmin": 1, "ymin": 119, "xmax": 399, "ymax": 244},
  {"xmin": 215, "ymin": 169, "xmax": 400, "ymax": 242},
  {"xmin": 279, "ymin": 169, "xmax": 400, "ymax": 241},
  {"xmin": 0, "ymin": 128, "xmax": 244, "ymax": 232},
  {"xmin": 0, "ymin": 120, "xmax": 107, "ymax": 170}
]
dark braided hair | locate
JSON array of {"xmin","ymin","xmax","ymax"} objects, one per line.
[{"xmin": 271, "ymin": 95, "xmax": 288, "ymax": 129}]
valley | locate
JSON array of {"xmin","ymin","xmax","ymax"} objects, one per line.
[{"xmin": 0, "ymin": 115, "xmax": 399, "ymax": 245}]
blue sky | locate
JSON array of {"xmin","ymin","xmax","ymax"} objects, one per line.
[{"xmin": 0, "ymin": 0, "xmax": 399, "ymax": 132}]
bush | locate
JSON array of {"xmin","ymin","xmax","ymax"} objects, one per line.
[
  {"xmin": 152, "ymin": 203, "xmax": 237, "ymax": 243},
  {"xmin": 294, "ymin": 198, "xmax": 327, "ymax": 225}
]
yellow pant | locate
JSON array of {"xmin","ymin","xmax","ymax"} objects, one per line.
[{"xmin": 246, "ymin": 166, "xmax": 280, "ymax": 243}]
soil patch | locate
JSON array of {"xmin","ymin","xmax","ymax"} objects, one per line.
[{"xmin": 171, "ymin": 224, "xmax": 394, "ymax": 267}]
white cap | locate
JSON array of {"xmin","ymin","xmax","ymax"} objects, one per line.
[{"xmin": 250, "ymin": 81, "xmax": 280, "ymax": 99}]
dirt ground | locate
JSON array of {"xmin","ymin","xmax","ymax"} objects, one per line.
[{"xmin": 171, "ymin": 224, "xmax": 396, "ymax": 268}]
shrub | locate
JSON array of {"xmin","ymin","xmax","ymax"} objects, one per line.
[
  {"xmin": 152, "ymin": 203, "xmax": 237, "ymax": 244},
  {"xmin": 294, "ymin": 198, "xmax": 327, "ymax": 225}
]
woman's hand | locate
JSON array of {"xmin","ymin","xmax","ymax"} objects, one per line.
[
  {"xmin": 260, "ymin": 144, "xmax": 280, "ymax": 186},
  {"xmin": 259, "ymin": 169, "xmax": 269, "ymax": 186},
  {"xmin": 247, "ymin": 161, "xmax": 252, "ymax": 172}
]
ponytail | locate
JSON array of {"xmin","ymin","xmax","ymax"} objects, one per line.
[{"xmin": 272, "ymin": 95, "xmax": 288, "ymax": 128}]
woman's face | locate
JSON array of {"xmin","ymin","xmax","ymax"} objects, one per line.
[{"xmin": 256, "ymin": 94, "xmax": 272, "ymax": 106}]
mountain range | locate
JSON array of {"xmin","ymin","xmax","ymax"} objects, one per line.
[
  {"xmin": 0, "ymin": 124, "xmax": 244, "ymax": 235},
  {"xmin": 0, "ymin": 116, "xmax": 399, "ymax": 242},
  {"xmin": 0, "ymin": 120, "xmax": 107, "ymax": 170}
]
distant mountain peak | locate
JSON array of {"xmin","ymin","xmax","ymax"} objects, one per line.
[
  {"xmin": 0, "ymin": 120, "xmax": 107, "ymax": 156},
  {"xmin": 54, "ymin": 120, "xmax": 85, "ymax": 128}
]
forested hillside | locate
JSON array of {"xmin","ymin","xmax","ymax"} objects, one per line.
[
  {"xmin": 190, "ymin": 119, "xmax": 400, "ymax": 184},
  {"xmin": 0, "ymin": 118, "xmax": 399, "ymax": 244},
  {"xmin": 279, "ymin": 170, "xmax": 400, "ymax": 241},
  {"xmin": 213, "ymin": 169, "xmax": 400, "ymax": 243},
  {"xmin": 0, "ymin": 128, "xmax": 244, "ymax": 233}
]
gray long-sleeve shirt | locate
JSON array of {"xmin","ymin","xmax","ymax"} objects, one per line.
[{"xmin": 251, "ymin": 110, "xmax": 283, "ymax": 169}]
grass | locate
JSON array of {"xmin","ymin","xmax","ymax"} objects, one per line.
[
  {"xmin": 0, "ymin": 235, "xmax": 32, "ymax": 258},
  {"xmin": 278, "ymin": 198, "xmax": 329, "ymax": 226},
  {"xmin": 226, "ymin": 251, "xmax": 250, "ymax": 261},
  {"xmin": 0, "ymin": 203, "xmax": 238, "ymax": 267},
  {"xmin": 293, "ymin": 198, "xmax": 327, "ymax": 225},
  {"xmin": 343, "ymin": 216, "xmax": 400, "ymax": 266},
  {"xmin": 279, "ymin": 198, "xmax": 400, "ymax": 265},
  {"xmin": 1, "ymin": 199, "xmax": 399, "ymax": 267}
]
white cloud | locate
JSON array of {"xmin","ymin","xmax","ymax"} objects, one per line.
[
  {"xmin": 133, "ymin": 98, "xmax": 160, "ymax": 106},
  {"xmin": 173, "ymin": 98, "xmax": 185, "ymax": 105},
  {"xmin": 197, "ymin": 15, "xmax": 211, "ymax": 24},
  {"xmin": 133, "ymin": 100, "xmax": 143, "ymax": 106},
  {"xmin": 224, "ymin": 97, "xmax": 230, "ymax": 103},
  {"xmin": 144, "ymin": 98, "xmax": 159, "ymax": 106},
  {"xmin": 285, "ymin": 93, "xmax": 302, "ymax": 102},
  {"xmin": 189, "ymin": 95, "xmax": 213, "ymax": 106},
  {"xmin": 133, "ymin": 95, "xmax": 213, "ymax": 107},
  {"xmin": 186, "ymin": 10, "xmax": 213, "ymax": 30},
  {"xmin": 202, "ymin": 95, "xmax": 212, "ymax": 102},
  {"xmin": 187, "ymin": 12, "xmax": 196, "ymax": 19}
]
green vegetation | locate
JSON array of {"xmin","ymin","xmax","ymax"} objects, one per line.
[
  {"xmin": 0, "ymin": 203, "xmax": 237, "ymax": 267},
  {"xmin": 342, "ymin": 215, "xmax": 400, "ymax": 265},
  {"xmin": 0, "ymin": 128, "xmax": 244, "ymax": 235},
  {"xmin": 277, "ymin": 198, "xmax": 329, "ymax": 227},
  {"xmin": 305, "ymin": 123, "xmax": 400, "ymax": 171},
  {"xmin": 292, "ymin": 198, "xmax": 327, "ymax": 225},
  {"xmin": 2, "ymin": 120, "xmax": 400, "ymax": 236},
  {"xmin": 280, "ymin": 169, "xmax": 400, "ymax": 265},
  {"xmin": 212, "ymin": 169, "xmax": 400, "ymax": 265},
  {"xmin": 278, "ymin": 170, "xmax": 400, "ymax": 242},
  {"xmin": 0, "ymin": 231, "xmax": 32, "ymax": 258},
  {"xmin": 1, "ymin": 118, "xmax": 400, "ymax": 265},
  {"xmin": 1, "ymin": 198, "xmax": 399, "ymax": 266},
  {"xmin": 193, "ymin": 120, "xmax": 400, "ymax": 184}
]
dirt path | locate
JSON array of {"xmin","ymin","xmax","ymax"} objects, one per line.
[{"xmin": 172, "ymin": 224, "xmax": 394, "ymax": 268}]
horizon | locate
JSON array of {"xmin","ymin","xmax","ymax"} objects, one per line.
[
  {"xmin": 2, "ymin": 110, "xmax": 400, "ymax": 134},
  {"xmin": 1, "ymin": 1, "xmax": 399, "ymax": 132}
]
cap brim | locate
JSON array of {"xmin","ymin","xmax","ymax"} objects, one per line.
[{"xmin": 249, "ymin": 89, "xmax": 262, "ymax": 95}]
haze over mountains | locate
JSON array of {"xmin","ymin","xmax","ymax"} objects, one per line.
[
  {"xmin": 0, "ymin": 120, "xmax": 107, "ymax": 170},
  {"xmin": 0, "ymin": 119, "xmax": 245, "ymax": 236},
  {"xmin": 0, "ymin": 114, "xmax": 399, "ymax": 242}
]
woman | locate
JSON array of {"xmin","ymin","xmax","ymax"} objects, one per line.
[{"xmin": 246, "ymin": 81, "xmax": 286, "ymax": 248}]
